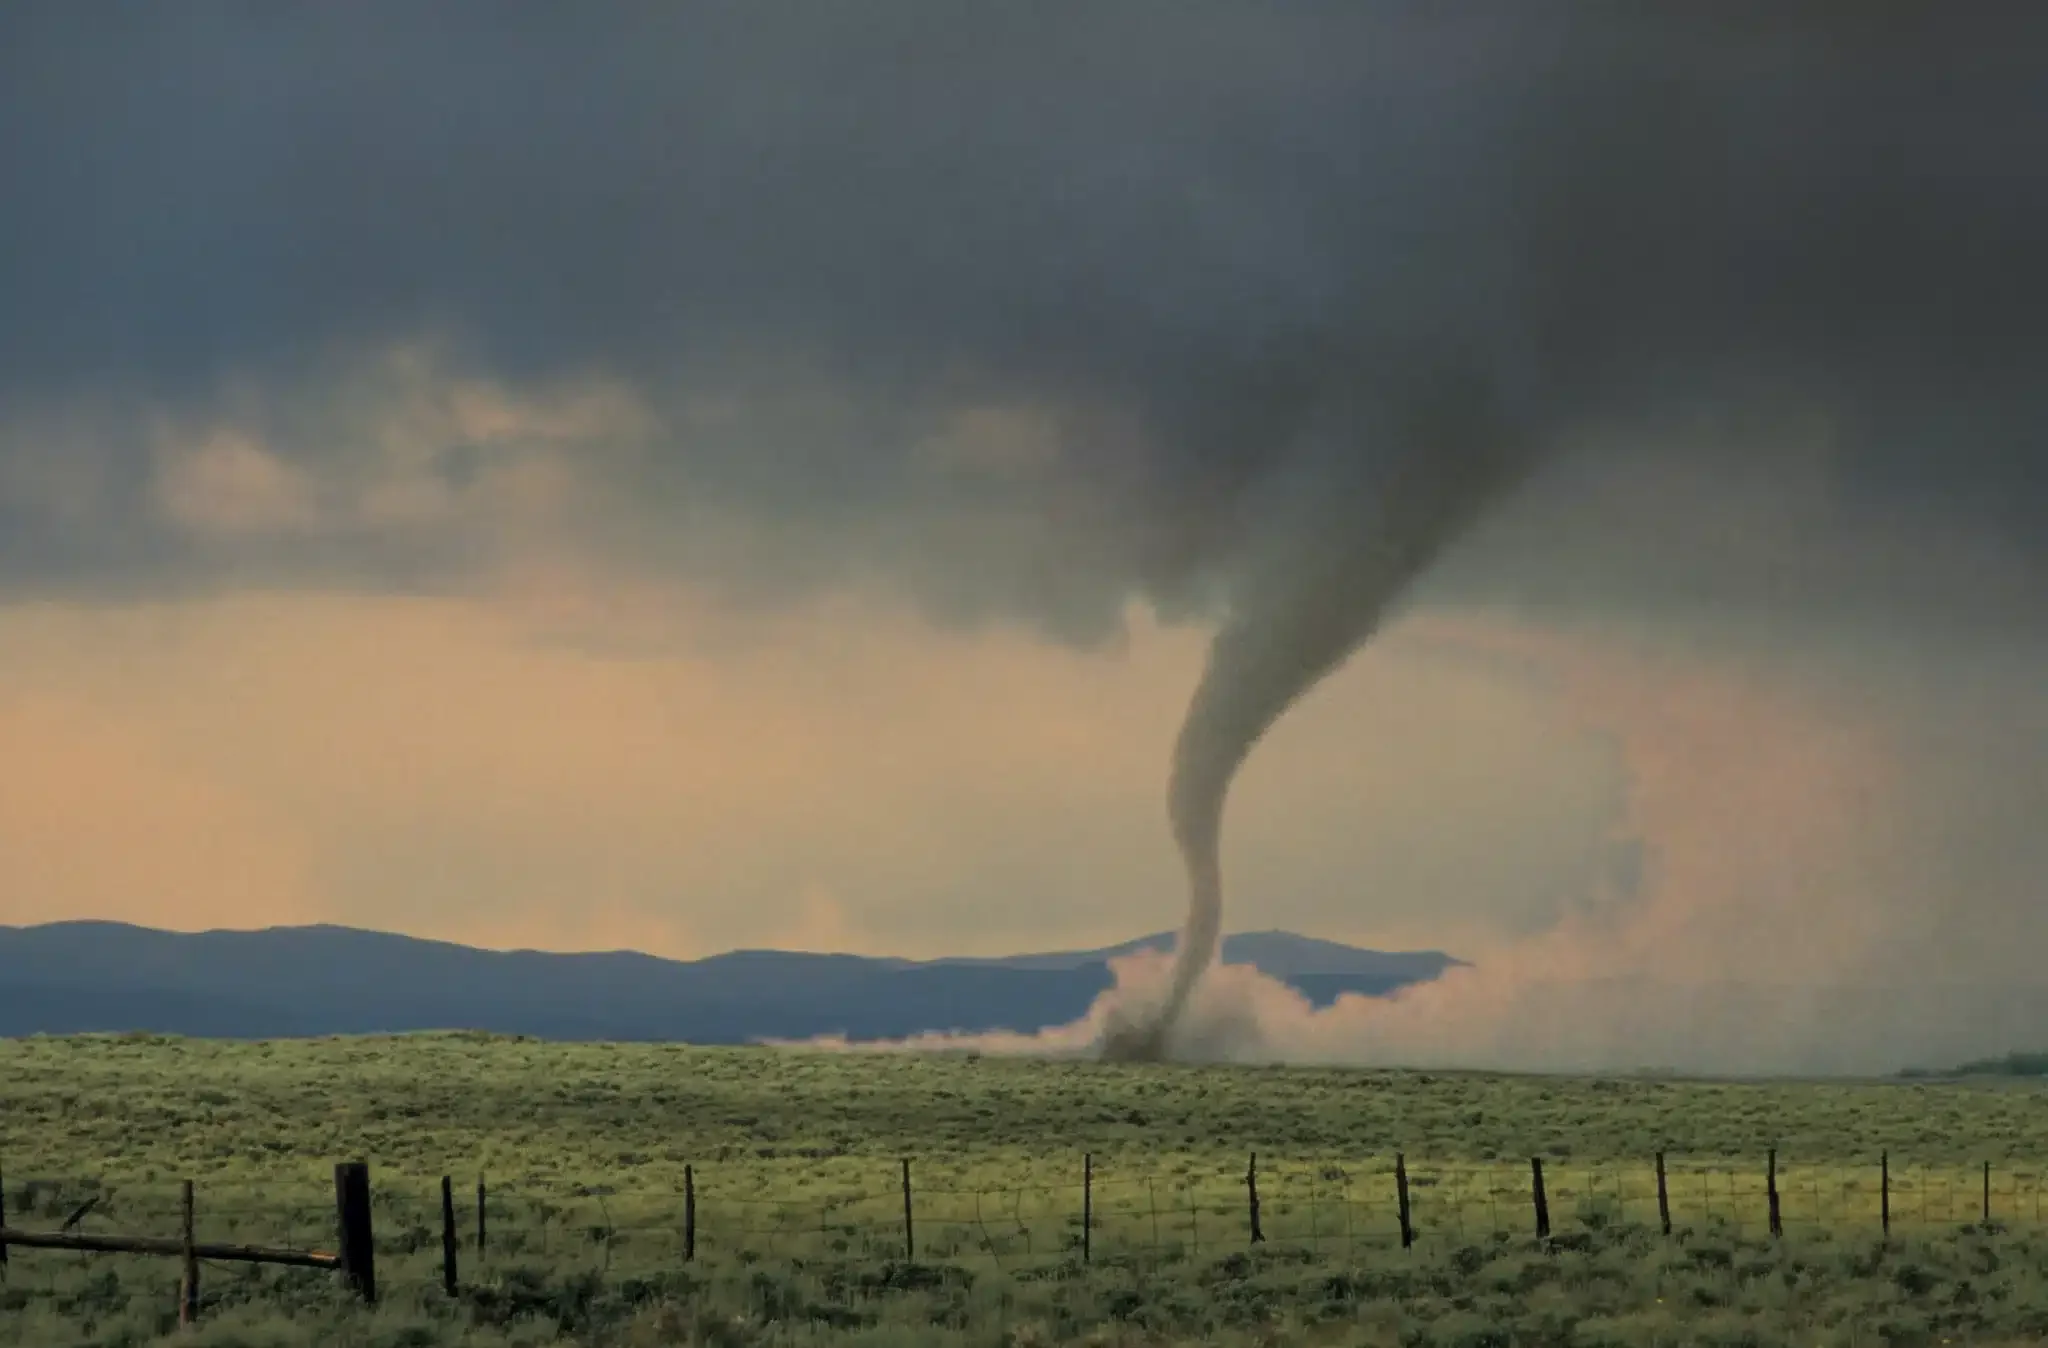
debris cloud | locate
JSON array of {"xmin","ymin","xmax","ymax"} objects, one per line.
[{"xmin": 799, "ymin": 614, "xmax": 2048, "ymax": 1076}]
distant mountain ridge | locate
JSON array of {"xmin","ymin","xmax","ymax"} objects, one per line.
[{"xmin": 0, "ymin": 921, "xmax": 1462, "ymax": 1043}]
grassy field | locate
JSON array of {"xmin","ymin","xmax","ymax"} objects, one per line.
[{"xmin": 6, "ymin": 1033, "xmax": 2048, "ymax": 1345}]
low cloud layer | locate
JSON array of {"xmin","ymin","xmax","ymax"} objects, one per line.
[{"xmin": 3, "ymin": 6, "xmax": 2044, "ymax": 630}]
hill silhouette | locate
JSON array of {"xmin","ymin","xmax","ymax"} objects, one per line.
[{"xmin": 0, "ymin": 921, "xmax": 1461, "ymax": 1043}]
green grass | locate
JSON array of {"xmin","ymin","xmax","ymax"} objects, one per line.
[{"xmin": 8, "ymin": 1033, "xmax": 2048, "ymax": 1345}]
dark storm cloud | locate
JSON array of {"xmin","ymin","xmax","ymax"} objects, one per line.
[{"xmin": 1, "ymin": 3, "xmax": 2044, "ymax": 633}]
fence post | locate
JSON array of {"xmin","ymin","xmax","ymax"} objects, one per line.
[
  {"xmin": 1984, "ymin": 1161, "xmax": 1992, "ymax": 1225},
  {"xmin": 1531, "ymin": 1158, "xmax": 1551, "ymax": 1240},
  {"xmin": 900, "ymin": 1158, "xmax": 914, "ymax": 1261},
  {"xmin": 1, "ymin": 1158, "xmax": 9, "ymax": 1269},
  {"xmin": 1395, "ymin": 1154, "xmax": 1414, "ymax": 1250},
  {"xmin": 1655, "ymin": 1151, "xmax": 1672, "ymax": 1237},
  {"xmin": 1880, "ymin": 1152, "xmax": 1890, "ymax": 1239},
  {"xmin": 1767, "ymin": 1149, "xmax": 1782, "ymax": 1239},
  {"xmin": 684, "ymin": 1164, "xmax": 696, "ymax": 1262},
  {"xmin": 476, "ymin": 1176, "xmax": 486, "ymax": 1257},
  {"xmin": 440, "ymin": 1176, "xmax": 458, "ymax": 1296},
  {"xmin": 334, "ymin": 1161, "xmax": 377, "ymax": 1305},
  {"xmin": 179, "ymin": 1180, "xmax": 199, "ymax": 1327},
  {"xmin": 1081, "ymin": 1153, "xmax": 1092, "ymax": 1264},
  {"xmin": 1246, "ymin": 1153, "xmax": 1265, "ymax": 1244}
]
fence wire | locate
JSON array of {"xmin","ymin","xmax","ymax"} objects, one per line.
[{"xmin": 5, "ymin": 1155, "xmax": 2043, "ymax": 1282}]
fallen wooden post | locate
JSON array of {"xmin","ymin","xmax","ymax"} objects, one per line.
[
  {"xmin": 0, "ymin": 1226, "xmax": 339, "ymax": 1269},
  {"xmin": 0, "ymin": 1158, "xmax": 374, "ymax": 1324}
]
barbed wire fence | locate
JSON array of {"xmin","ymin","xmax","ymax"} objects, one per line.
[{"xmin": 5, "ymin": 1151, "xmax": 2046, "ymax": 1319}]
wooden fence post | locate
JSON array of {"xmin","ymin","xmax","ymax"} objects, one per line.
[
  {"xmin": 1246, "ymin": 1153, "xmax": 1265, "ymax": 1244},
  {"xmin": 1, "ymin": 1158, "xmax": 9, "ymax": 1270},
  {"xmin": 1081, "ymin": 1154, "xmax": 1092, "ymax": 1264},
  {"xmin": 476, "ymin": 1176, "xmax": 486, "ymax": 1257},
  {"xmin": 334, "ymin": 1161, "xmax": 377, "ymax": 1305},
  {"xmin": 684, "ymin": 1165, "xmax": 696, "ymax": 1262},
  {"xmin": 1395, "ymin": 1154, "xmax": 1414, "ymax": 1250},
  {"xmin": 1655, "ymin": 1151, "xmax": 1672, "ymax": 1237},
  {"xmin": 900, "ymin": 1159, "xmax": 914, "ymax": 1261},
  {"xmin": 1880, "ymin": 1152, "xmax": 1890, "ymax": 1239},
  {"xmin": 179, "ymin": 1180, "xmax": 199, "ymax": 1327},
  {"xmin": 1984, "ymin": 1161, "xmax": 1992, "ymax": 1225},
  {"xmin": 1767, "ymin": 1149, "xmax": 1782, "ymax": 1239},
  {"xmin": 440, "ymin": 1176, "xmax": 458, "ymax": 1296},
  {"xmin": 1531, "ymin": 1158, "xmax": 1551, "ymax": 1240}
]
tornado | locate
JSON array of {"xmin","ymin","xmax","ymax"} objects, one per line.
[{"xmin": 1100, "ymin": 383, "xmax": 1544, "ymax": 1061}]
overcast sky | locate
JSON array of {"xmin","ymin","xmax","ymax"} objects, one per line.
[{"xmin": 1, "ymin": 7, "xmax": 2043, "ymax": 1056}]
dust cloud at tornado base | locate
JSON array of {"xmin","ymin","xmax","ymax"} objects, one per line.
[{"xmin": 792, "ymin": 611, "xmax": 2048, "ymax": 1078}]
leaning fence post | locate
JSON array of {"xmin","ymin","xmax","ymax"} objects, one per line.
[
  {"xmin": 1881, "ymin": 1152, "xmax": 1891, "ymax": 1239},
  {"xmin": 179, "ymin": 1180, "xmax": 199, "ymax": 1327},
  {"xmin": 440, "ymin": 1176, "xmax": 459, "ymax": 1296},
  {"xmin": 900, "ymin": 1158, "xmax": 914, "ymax": 1261},
  {"xmin": 1246, "ymin": 1153, "xmax": 1265, "ymax": 1244},
  {"xmin": 334, "ymin": 1161, "xmax": 377, "ymax": 1305},
  {"xmin": 1767, "ymin": 1149, "xmax": 1782, "ymax": 1239},
  {"xmin": 684, "ymin": 1164, "xmax": 696, "ymax": 1262},
  {"xmin": 1081, "ymin": 1153, "xmax": 1092, "ymax": 1264},
  {"xmin": 1531, "ymin": 1158, "xmax": 1551, "ymax": 1240},
  {"xmin": 1395, "ymin": 1154, "xmax": 1414, "ymax": 1250},
  {"xmin": 1655, "ymin": 1151, "xmax": 1672, "ymax": 1237}
]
